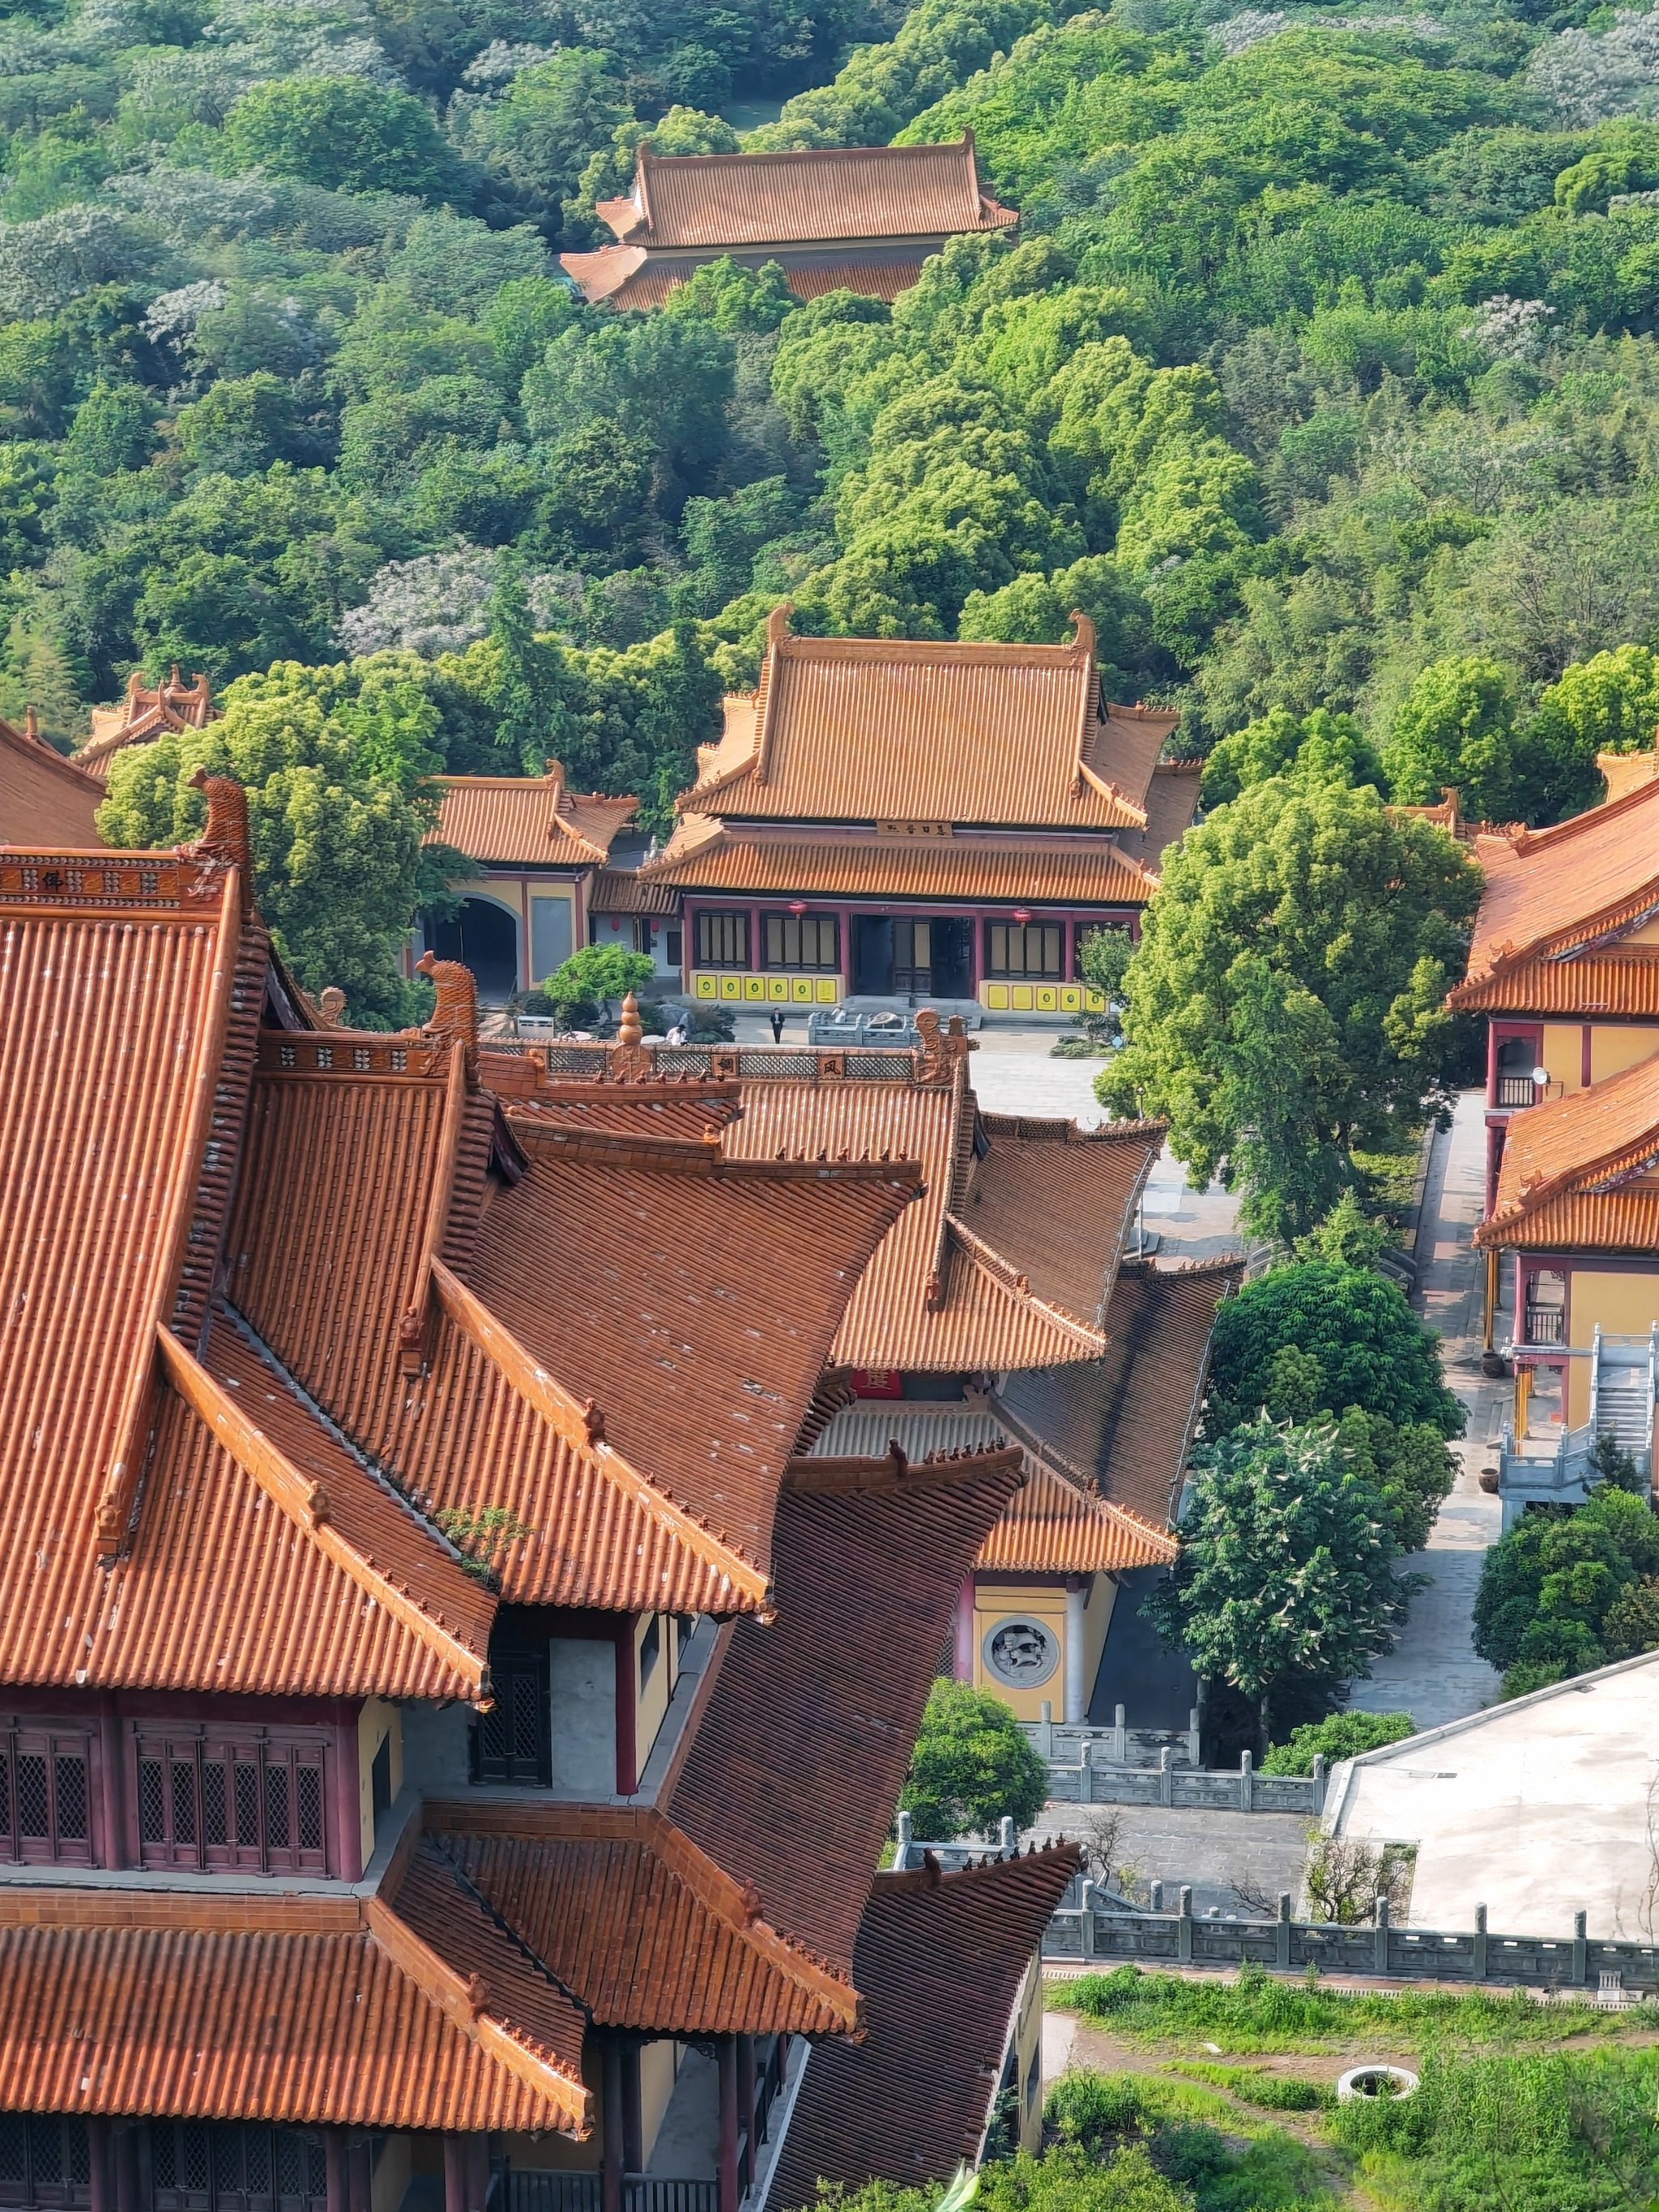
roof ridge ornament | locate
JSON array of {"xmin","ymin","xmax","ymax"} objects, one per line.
[
  {"xmin": 415, "ymin": 949, "xmax": 480, "ymax": 1082},
  {"xmin": 187, "ymin": 766, "xmax": 254, "ymax": 915}
]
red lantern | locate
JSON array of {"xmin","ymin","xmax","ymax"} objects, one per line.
[
  {"xmin": 787, "ymin": 900, "xmax": 808, "ymax": 916},
  {"xmin": 1012, "ymin": 907, "xmax": 1033, "ymax": 926}
]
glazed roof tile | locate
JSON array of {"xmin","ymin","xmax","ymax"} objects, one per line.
[
  {"xmin": 681, "ymin": 612, "xmax": 1178, "ymax": 833},
  {"xmin": 996, "ymin": 1255, "xmax": 1243, "ymax": 1528},
  {"xmin": 0, "ymin": 1888, "xmax": 586, "ymax": 2134},
  {"xmin": 1448, "ymin": 951, "xmax": 1659, "ymax": 1017},
  {"xmin": 466, "ymin": 1123, "xmax": 920, "ymax": 1583},
  {"xmin": 482, "ymin": 1051, "xmax": 742, "ymax": 1140},
  {"xmin": 665, "ymin": 1447, "xmax": 1025, "ymax": 1973},
  {"xmin": 425, "ymin": 1805, "xmax": 859, "ymax": 2035},
  {"xmin": 596, "ymin": 139, "xmax": 1014, "ymax": 252},
  {"xmin": 764, "ymin": 1846, "xmax": 1083, "ymax": 2208},
  {"xmin": 0, "ymin": 854, "xmax": 243, "ymax": 1684},
  {"xmin": 560, "ymin": 249, "xmax": 928, "ymax": 310},
  {"xmin": 644, "ymin": 816, "xmax": 1159, "ymax": 907},
  {"xmin": 808, "ymin": 1404, "xmax": 1175, "ymax": 1574},
  {"xmin": 79, "ymin": 672, "xmax": 215, "ymax": 778},
  {"xmin": 587, "ymin": 866, "xmax": 682, "ymax": 915},
  {"xmin": 432, "ymin": 771, "xmax": 636, "ymax": 871},
  {"xmin": 1450, "ymin": 779, "xmax": 1659, "ymax": 1012},
  {"xmin": 1478, "ymin": 1050, "xmax": 1659, "ymax": 1251},
  {"xmin": 0, "ymin": 717, "xmax": 105, "ymax": 845},
  {"xmin": 726, "ymin": 1067, "xmax": 1162, "ymax": 1371}
]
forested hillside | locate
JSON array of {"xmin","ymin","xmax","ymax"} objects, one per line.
[{"xmin": 11, "ymin": 0, "xmax": 1659, "ymax": 999}]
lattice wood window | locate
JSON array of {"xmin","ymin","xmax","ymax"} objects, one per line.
[
  {"xmin": 134, "ymin": 1733, "xmax": 329, "ymax": 1873},
  {"xmin": 694, "ymin": 910, "xmax": 749, "ymax": 969},
  {"xmin": 148, "ymin": 2125, "xmax": 327, "ymax": 2212},
  {"xmin": 0, "ymin": 1724, "xmax": 96, "ymax": 1865},
  {"xmin": 471, "ymin": 1646, "xmax": 551, "ymax": 1786},
  {"xmin": 0, "ymin": 2116, "xmax": 91, "ymax": 2207}
]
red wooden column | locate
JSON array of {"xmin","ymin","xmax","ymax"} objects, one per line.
[
  {"xmin": 621, "ymin": 2039, "xmax": 643, "ymax": 2175},
  {"xmin": 87, "ymin": 2120, "xmax": 113, "ymax": 2212},
  {"xmin": 443, "ymin": 2136, "xmax": 469, "ymax": 2212},
  {"xmin": 601, "ymin": 2039, "xmax": 625, "ymax": 2212},
  {"xmin": 716, "ymin": 2039, "xmax": 740, "ymax": 2212},
  {"xmin": 467, "ymin": 2135, "xmax": 490, "ymax": 2212},
  {"xmin": 112, "ymin": 2126, "xmax": 139, "ymax": 2212},
  {"xmin": 326, "ymin": 2133, "xmax": 352, "ymax": 2212},
  {"xmin": 348, "ymin": 2135, "xmax": 373, "ymax": 2212},
  {"xmin": 736, "ymin": 2036, "xmax": 756, "ymax": 2191}
]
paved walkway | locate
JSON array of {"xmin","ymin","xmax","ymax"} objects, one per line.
[
  {"xmin": 1031, "ymin": 1805, "xmax": 1311, "ymax": 1918},
  {"xmin": 1347, "ymin": 1090, "xmax": 1504, "ymax": 1731}
]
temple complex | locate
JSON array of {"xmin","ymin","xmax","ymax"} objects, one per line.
[
  {"xmin": 560, "ymin": 137, "xmax": 1016, "ymax": 312},
  {"xmin": 0, "ymin": 805, "xmax": 1076, "ymax": 2212},
  {"xmin": 640, "ymin": 608, "xmax": 1192, "ymax": 1019},
  {"xmin": 499, "ymin": 1012, "xmax": 1240, "ymax": 1724}
]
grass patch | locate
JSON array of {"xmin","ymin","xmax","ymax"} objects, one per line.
[
  {"xmin": 1051, "ymin": 1963, "xmax": 1657, "ymax": 2052},
  {"xmin": 1045, "ymin": 2070, "xmax": 1338, "ymax": 2207},
  {"xmin": 1333, "ymin": 2044, "xmax": 1659, "ymax": 2208},
  {"xmin": 1166, "ymin": 2061, "xmax": 1333, "ymax": 2111}
]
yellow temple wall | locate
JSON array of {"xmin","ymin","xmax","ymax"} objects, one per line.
[
  {"xmin": 356, "ymin": 1698, "xmax": 403, "ymax": 1871},
  {"xmin": 1567, "ymin": 1269, "xmax": 1659, "ymax": 1425},
  {"xmin": 1590, "ymin": 1026, "xmax": 1659, "ymax": 1083}
]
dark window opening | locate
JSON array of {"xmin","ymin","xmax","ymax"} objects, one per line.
[
  {"xmin": 0, "ymin": 1727, "xmax": 94, "ymax": 1866},
  {"xmin": 694, "ymin": 910, "xmax": 749, "ymax": 970},
  {"xmin": 666, "ymin": 928, "xmax": 683, "ymax": 967},
  {"xmin": 370, "ymin": 1733, "xmax": 392, "ymax": 1831},
  {"xmin": 986, "ymin": 923, "xmax": 1064, "ymax": 979},
  {"xmin": 148, "ymin": 2125, "xmax": 326, "ymax": 2212},
  {"xmin": 0, "ymin": 2115, "xmax": 91, "ymax": 2206},
  {"xmin": 472, "ymin": 1645, "xmax": 551, "ymax": 1786},
  {"xmin": 762, "ymin": 914, "xmax": 839, "ymax": 972},
  {"xmin": 134, "ymin": 1734, "xmax": 328, "ymax": 1874},
  {"xmin": 638, "ymin": 1614, "xmax": 661, "ymax": 1692}
]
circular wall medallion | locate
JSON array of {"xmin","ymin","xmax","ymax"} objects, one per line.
[{"xmin": 983, "ymin": 1615, "xmax": 1060, "ymax": 1689}]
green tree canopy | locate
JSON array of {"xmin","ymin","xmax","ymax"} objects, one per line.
[
  {"xmin": 1473, "ymin": 1482, "xmax": 1659, "ymax": 1695},
  {"xmin": 1260, "ymin": 1708, "xmax": 1416, "ymax": 1775},
  {"xmin": 220, "ymin": 78, "xmax": 461, "ymax": 201},
  {"xmin": 898, "ymin": 1678, "xmax": 1049, "ymax": 1839},
  {"xmin": 1098, "ymin": 778, "xmax": 1481, "ymax": 1242},
  {"xmin": 96, "ymin": 654, "xmax": 457, "ymax": 1025},
  {"xmin": 1201, "ymin": 705, "xmax": 1385, "ymax": 809},
  {"xmin": 1145, "ymin": 1416, "xmax": 1411, "ymax": 1745},
  {"xmin": 1204, "ymin": 1260, "xmax": 1465, "ymax": 1440}
]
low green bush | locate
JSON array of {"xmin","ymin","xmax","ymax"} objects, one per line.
[
  {"xmin": 1168, "ymin": 2061, "xmax": 1331, "ymax": 2111},
  {"xmin": 1261, "ymin": 1710, "xmax": 1416, "ymax": 1774}
]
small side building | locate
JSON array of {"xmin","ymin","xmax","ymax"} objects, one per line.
[
  {"xmin": 419, "ymin": 765, "xmax": 638, "ymax": 999},
  {"xmin": 561, "ymin": 136, "xmax": 1016, "ymax": 311},
  {"xmin": 0, "ymin": 706, "xmax": 106, "ymax": 845},
  {"xmin": 78, "ymin": 667, "xmax": 215, "ymax": 779}
]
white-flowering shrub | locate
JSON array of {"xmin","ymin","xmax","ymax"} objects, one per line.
[
  {"xmin": 463, "ymin": 39, "xmax": 560, "ymax": 87},
  {"xmin": 143, "ymin": 279, "xmax": 230, "ymax": 343},
  {"xmin": 1464, "ymin": 293, "xmax": 1557, "ymax": 361},
  {"xmin": 1529, "ymin": 5, "xmax": 1659, "ymax": 123},
  {"xmin": 337, "ymin": 550, "xmax": 583, "ymax": 658},
  {"xmin": 113, "ymin": 170, "xmax": 279, "ymax": 247},
  {"xmin": 1212, "ymin": 6, "xmax": 1447, "ymax": 50},
  {"xmin": 0, "ymin": 206, "xmax": 154, "ymax": 318}
]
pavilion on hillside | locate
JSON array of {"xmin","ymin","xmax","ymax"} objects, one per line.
[
  {"xmin": 640, "ymin": 606, "xmax": 1194, "ymax": 1020},
  {"xmin": 0, "ymin": 801, "xmax": 1077, "ymax": 2212},
  {"xmin": 560, "ymin": 135, "xmax": 1016, "ymax": 312}
]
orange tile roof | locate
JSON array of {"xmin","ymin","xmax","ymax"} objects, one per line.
[
  {"xmin": 680, "ymin": 609, "xmax": 1178, "ymax": 834},
  {"xmin": 1451, "ymin": 951, "xmax": 1659, "ymax": 1017},
  {"xmin": 996, "ymin": 1255, "xmax": 1243, "ymax": 1529},
  {"xmin": 0, "ymin": 850, "xmax": 245, "ymax": 1683},
  {"xmin": 79, "ymin": 670, "xmax": 215, "ymax": 778},
  {"xmin": 665, "ymin": 1447, "xmax": 1026, "ymax": 1975},
  {"xmin": 0, "ymin": 714, "xmax": 105, "ymax": 845},
  {"xmin": 764, "ymin": 1844, "xmax": 1083, "ymax": 2208},
  {"xmin": 0, "ymin": 1887, "xmax": 586, "ymax": 2134},
  {"xmin": 644, "ymin": 816, "xmax": 1159, "ymax": 906},
  {"xmin": 425, "ymin": 1805, "xmax": 859, "ymax": 2035},
  {"xmin": 486, "ymin": 1056, "xmax": 742, "ymax": 1140},
  {"xmin": 1449, "ymin": 778, "xmax": 1659, "ymax": 1014},
  {"xmin": 1478, "ymin": 1049, "xmax": 1659, "ymax": 1251},
  {"xmin": 433, "ymin": 769, "xmax": 636, "ymax": 870},
  {"xmin": 587, "ymin": 864, "xmax": 681, "ymax": 914},
  {"xmin": 807, "ymin": 1403, "xmax": 1175, "ymax": 1573},
  {"xmin": 726, "ymin": 1062, "xmax": 1162, "ymax": 1371},
  {"xmin": 1600, "ymin": 744, "xmax": 1659, "ymax": 803},
  {"xmin": 559, "ymin": 248, "xmax": 930, "ymax": 310},
  {"xmin": 596, "ymin": 138, "xmax": 1014, "ymax": 252},
  {"xmin": 464, "ymin": 1122, "xmax": 920, "ymax": 1589}
]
